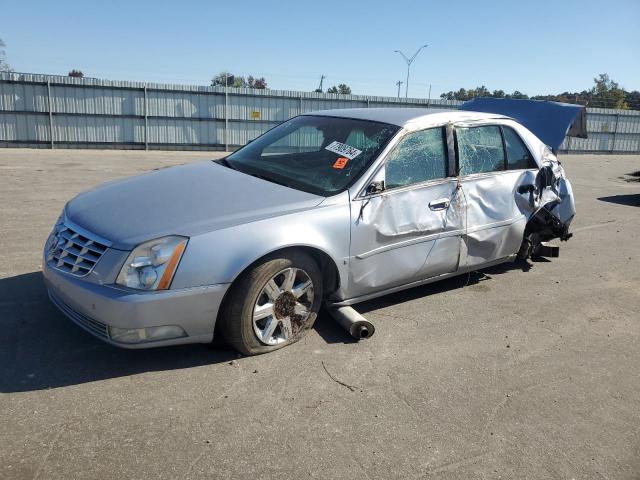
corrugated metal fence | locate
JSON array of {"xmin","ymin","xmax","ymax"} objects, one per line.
[{"xmin": 1, "ymin": 72, "xmax": 639, "ymax": 153}]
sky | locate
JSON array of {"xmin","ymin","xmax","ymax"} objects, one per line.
[{"xmin": 1, "ymin": 0, "xmax": 639, "ymax": 99}]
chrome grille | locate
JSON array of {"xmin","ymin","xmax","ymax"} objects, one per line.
[
  {"xmin": 46, "ymin": 221, "xmax": 109, "ymax": 276},
  {"xmin": 48, "ymin": 290, "xmax": 109, "ymax": 340}
]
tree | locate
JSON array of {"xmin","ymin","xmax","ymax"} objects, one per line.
[
  {"xmin": 232, "ymin": 76, "xmax": 246, "ymax": 88},
  {"xmin": 529, "ymin": 74, "xmax": 632, "ymax": 109},
  {"xmin": 507, "ymin": 90, "xmax": 529, "ymax": 100},
  {"xmin": 211, "ymin": 72, "xmax": 267, "ymax": 89},
  {"xmin": 338, "ymin": 84, "xmax": 352, "ymax": 95},
  {"xmin": 211, "ymin": 72, "xmax": 235, "ymax": 87},
  {"xmin": 590, "ymin": 73, "xmax": 628, "ymax": 109},
  {"xmin": 0, "ymin": 38, "xmax": 12, "ymax": 72},
  {"xmin": 326, "ymin": 84, "xmax": 352, "ymax": 95},
  {"xmin": 68, "ymin": 69, "xmax": 84, "ymax": 78},
  {"xmin": 437, "ymin": 74, "xmax": 638, "ymax": 110},
  {"xmin": 626, "ymin": 90, "xmax": 640, "ymax": 109},
  {"xmin": 247, "ymin": 75, "xmax": 267, "ymax": 89}
]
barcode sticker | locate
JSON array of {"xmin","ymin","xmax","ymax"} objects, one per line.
[{"xmin": 325, "ymin": 141, "xmax": 362, "ymax": 160}]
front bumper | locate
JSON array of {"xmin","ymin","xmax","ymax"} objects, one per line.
[{"xmin": 43, "ymin": 260, "xmax": 230, "ymax": 349}]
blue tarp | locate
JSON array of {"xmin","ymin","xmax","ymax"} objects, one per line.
[{"xmin": 459, "ymin": 98, "xmax": 587, "ymax": 151}]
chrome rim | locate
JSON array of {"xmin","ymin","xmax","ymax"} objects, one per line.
[{"xmin": 252, "ymin": 268, "xmax": 315, "ymax": 346}]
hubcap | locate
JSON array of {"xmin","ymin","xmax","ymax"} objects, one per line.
[{"xmin": 252, "ymin": 268, "xmax": 314, "ymax": 346}]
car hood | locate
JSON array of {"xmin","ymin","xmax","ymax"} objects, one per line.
[{"xmin": 65, "ymin": 161, "xmax": 324, "ymax": 250}]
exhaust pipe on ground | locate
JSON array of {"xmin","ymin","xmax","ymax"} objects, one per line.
[{"xmin": 328, "ymin": 306, "xmax": 375, "ymax": 340}]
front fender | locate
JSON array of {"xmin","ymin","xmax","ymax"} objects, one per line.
[{"xmin": 171, "ymin": 197, "xmax": 351, "ymax": 291}]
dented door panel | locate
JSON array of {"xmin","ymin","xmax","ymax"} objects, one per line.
[
  {"xmin": 348, "ymin": 179, "xmax": 463, "ymax": 298},
  {"xmin": 460, "ymin": 170, "xmax": 533, "ymax": 267}
]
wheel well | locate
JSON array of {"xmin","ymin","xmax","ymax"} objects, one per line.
[
  {"xmin": 213, "ymin": 246, "xmax": 341, "ymax": 339},
  {"xmin": 234, "ymin": 246, "xmax": 340, "ymax": 297},
  {"xmin": 295, "ymin": 246, "xmax": 341, "ymax": 297}
]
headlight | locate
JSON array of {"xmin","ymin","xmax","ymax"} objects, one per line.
[
  {"xmin": 116, "ymin": 236, "xmax": 188, "ymax": 290},
  {"xmin": 45, "ymin": 212, "xmax": 65, "ymax": 255}
]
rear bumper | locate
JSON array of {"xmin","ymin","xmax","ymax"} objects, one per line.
[{"xmin": 43, "ymin": 261, "xmax": 230, "ymax": 349}]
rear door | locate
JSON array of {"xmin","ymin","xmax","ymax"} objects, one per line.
[{"xmin": 455, "ymin": 124, "xmax": 538, "ymax": 267}]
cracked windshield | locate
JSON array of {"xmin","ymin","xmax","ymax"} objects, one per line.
[{"xmin": 226, "ymin": 115, "xmax": 399, "ymax": 196}]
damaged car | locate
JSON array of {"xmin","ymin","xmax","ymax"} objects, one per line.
[{"xmin": 44, "ymin": 104, "xmax": 577, "ymax": 354}]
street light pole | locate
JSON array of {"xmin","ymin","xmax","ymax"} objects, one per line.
[{"xmin": 394, "ymin": 44, "xmax": 428, "ymax": 98}]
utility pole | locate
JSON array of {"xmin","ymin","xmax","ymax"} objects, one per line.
[
  {"xmin": 224, "ymin": 72, "xmax": 229, "ymax": 152},
  {"xmin": 395, "ymin": 80, "xmax": 404, "ymax": 98},
  {"xmin": 394, "ymin": 44, "xmax": 428, "ymax": 98}
]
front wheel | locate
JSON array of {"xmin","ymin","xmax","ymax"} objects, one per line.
[{"xmin": 219, "ymin": 252, "xmax": 323, "ymax": 355}]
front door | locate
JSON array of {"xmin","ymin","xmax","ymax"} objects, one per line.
[{"xmin": 348, "ymin": 126, "xmax": 464, "ymax": 298}]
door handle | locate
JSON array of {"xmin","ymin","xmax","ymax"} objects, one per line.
[{"xmin": 428, "ymin": 198, "xmax": 450, "ymax": 211}]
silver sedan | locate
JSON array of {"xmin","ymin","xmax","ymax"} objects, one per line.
[{"xmin": 43, "ymin": 108, "xmax": 575, "ymax": 354}]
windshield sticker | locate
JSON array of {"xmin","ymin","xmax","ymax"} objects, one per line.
[
  {"xmin": 325, "ymin": 141, "xmax": 362, "ymax": 160},
  {"xmin": 332, "ymin": 157, "xmax": 349, "ymax": 169}
]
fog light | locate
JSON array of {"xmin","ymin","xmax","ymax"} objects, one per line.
[{"xmin": 109, "ymin": 325, "xmax": 187, "ymax": 344}]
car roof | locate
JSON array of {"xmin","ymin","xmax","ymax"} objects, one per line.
[{"xmin": 303, "ymin": 107, "xmax": 509, "ymax": 128}]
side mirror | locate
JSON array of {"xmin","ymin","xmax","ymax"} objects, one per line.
[{"xmin": 366, "ymin": 180, "xmax": 385, "ymax": 195}]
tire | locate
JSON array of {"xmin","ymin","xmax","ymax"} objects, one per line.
[{"xmin": 219, "ymin": 251, "xmax": 323, "ymax": 355}]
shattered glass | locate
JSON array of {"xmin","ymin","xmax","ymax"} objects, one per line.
[
  {"xmin": 457, "ymin": 126, "xmax": 505, "ymax": 175},
  {"xmin": 227, "ymin": 115, "xmax": 399, "ymax": 196},
  {"xmin": 385, "ymin": 127, "xmax": 447, "ymax": 189}
]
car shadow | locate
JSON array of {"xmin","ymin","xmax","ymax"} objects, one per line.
[
  {"xmin": 315, "ymin": 258, "xmax": 533, "ymax": 343},
  {"xmin": 597, "ymin": 194, "xmax": 640, "ymax": 207},
  {"xmin": 0, "ymin": 271, "xmax": 238, "ymax": 393},
  {"xmin": 2, "ymin": 259, "xmax": 534, "ymax": 391}
]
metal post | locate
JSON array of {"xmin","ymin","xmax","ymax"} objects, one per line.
[
  {"xmin": 405, "ymin": 64, "xmax": 410, "ymax": 98},
  {"xmin": 225, "ymin": 74, "xmax": 229, "ymax": 152},
  {"xmin": 427, "ymin": 84, "xmax": 432, "ymax": 108},
  {"xmin": 143, "ymin": 85, "xmax": 148, "ymax": 151},
  {"xmin": 47, "ymin": 80, "xmax": 54, "ymax": 149},
  {"xmin": 612, "ymin": 112, "xmax": 620, "ymax": 153},
  {"xmin": 299, "ymin": 95, "xmax": 303, "ymax": 115}
]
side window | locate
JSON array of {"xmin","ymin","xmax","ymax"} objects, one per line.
[
  {"xmin": 457, "ymin": 125, "xmax": 505, "ymax": 175},
  {"xmin": 385, "ymin": 127, "xmax": 448, "ymax": 189},
  {"xmin": 503, "ymin": 126, "xmax": 536, "ymax": 169}
]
